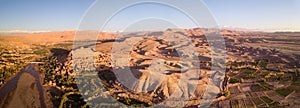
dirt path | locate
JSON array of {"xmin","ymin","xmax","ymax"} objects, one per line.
[{"xmin": 0, "ymin": 64, "xmax": 49, "ymax": 108}]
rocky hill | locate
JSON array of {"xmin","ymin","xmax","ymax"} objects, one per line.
[{"xmin": 1, "ymin": 28, "xmax": 300, "ymax": 107}]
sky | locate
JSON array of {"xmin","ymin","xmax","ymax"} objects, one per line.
[
  {"xmin": 0, "ymin": 0, "xmax": 299, "ymax": 32},
  {"xmin": 205, "ymin": 0, "xmax": 300, "ymax": 32}
]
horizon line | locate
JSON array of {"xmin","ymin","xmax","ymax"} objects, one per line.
[{"xmin": 1, "ymin": 27, "xmax": 300, "ymax": 33}]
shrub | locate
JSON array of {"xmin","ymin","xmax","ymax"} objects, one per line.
[
  {"xmin": 275, "ymin": 88, "xmax": 293, "ymax": 97},
  {"xmin": 240, "ymin": 67, "xmax": 257, "ymax": 74},
  {"xmin": 260, "ymin": 96, "xmax": 273, "ymax": 104},
  {"xmin": 229, "ymin": 78, "xmax": 239, "ymax": 84},
  {"xmin": 224, "ymin": 91, "xmax": 230, "ymax": 97}
]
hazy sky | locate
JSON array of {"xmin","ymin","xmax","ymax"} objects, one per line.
[{"xmin": 0, "ymin": 0, "xmax": 299, "ymax": 32}]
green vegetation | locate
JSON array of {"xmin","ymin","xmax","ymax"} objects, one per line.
[
  {"xmin": 230, "ymin": 100, "xmax": 239, "ymax": 108},
  {"xmin": 260, "ymin": 96, "xmax": 280, "ymax": 107},
  {"xmin": 24, "ymin": 56, "xmax": 34, "ymax": 60},
  {"xmin": 0, "ymin": 64, "xmax": 24, "ymax": 86},
  {"xmin": 289, "ymin": 76, "xmax": 300, "ymax": 92},
  {"xmin": 269, "ymin": 101, "xmax": 280, "ymax": 107},
  {"xmin": 231, "ymin": 61, "xmax": 247, "ymax": 67},
  {"xmin": 244, "ymin": 75, "xmax": 256, "ymax": 79},
  {"xmin": 240, "ymin": 67, "xmax": 257, "ymax": 74},
  {"xmin": 252, "ymin": 97, "xmax": 265, "ymax": 106},
  {"xmin": 229, "ymin": 78, "xmax": 239, "ymax": 84},
  {"xmin": 260, "ymin": 96, "xmax": 273, "ymax": 104},
  {"xmin": 32, "ymin": 44, "xmax": 50, "ymax": 56},
  {"xmin": 276, "ymin": 74, "xmax": 300, "ymax": 97},
  {"xmin": 50, "ymin": 48, "xmax": 70, "ymax": 56},
  {"xmin": 258, "ymin": 59, "xmax": 268, "ymax": 68},
  {"xmin": 117, "ymin": 98, "xmax": 149, "ymax": 107},
  {"xmin": 39, "ymin": 48, "xmax": 88, "ymax": 107},
  {"xmin": 276, "ymin": 88, "xmax": 293, "ymax": 97},
  {"xmin": 33, "ymin": 50, "xmax": 47, "ymax": 56},
  {"xmin": 250, "ymin": 84, "xmax": 266, "ymax": 92},
  {"xmin": 53, "ymin": 42, "xmax": 73, "ymax": 50},
  {"xmin": 260, "ymin": 71, "xmax": 270, "ymax": 77},
  {"xmin": 224, "ymin": 91, "xmax": 230, "ymax": 97},
  {"xmin": 258, "ymin": 82, "xmax": 272, "ymax": 90},
  {"xmin": 59, "ymin": 92, "xmax": 88, "ymax": 108}
]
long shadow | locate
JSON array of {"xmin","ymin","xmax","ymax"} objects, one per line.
[
  {"xmin": 0, "ymin": 64, "xmax": 46, "ymax": 108},
  {"xmin": 50, "ymin": 48, "xmax": 70, "ymax": 56},
  {"xmin": 72, "ymin": 38, "xmax": 126, "ymax": 51}
]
